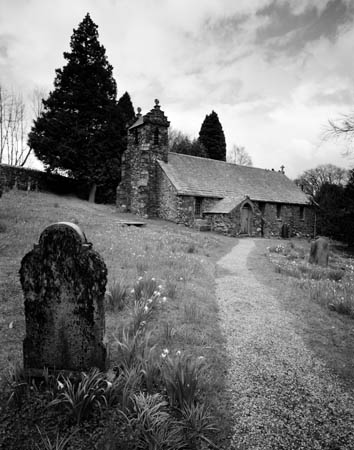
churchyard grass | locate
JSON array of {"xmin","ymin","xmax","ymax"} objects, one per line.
[
  {"xmin": 265, "ymin": 238, "xmax": 354, "ymax": 390},
  {"xmin": 268, "ymin": 240, "xmax": 354, "ymax": 317},
  {"xmin": 0, "ymin": 189, "xmax": 232, "ymax": 449}
]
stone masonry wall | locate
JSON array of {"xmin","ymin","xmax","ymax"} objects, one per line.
[
  {"xmin": 116, "ymin": 101, "xmax": 169, "ymax": 217},
  {"xmin": 157, "ymin": 168, "xmax": 180, "ymax": 222},
  {"xmin": 205, "ymin": 202, "xmax": 315, "ymax": 238},
  {"xmin": 256, "ymin": 202, "xmax": 315, "ymax": 237}
]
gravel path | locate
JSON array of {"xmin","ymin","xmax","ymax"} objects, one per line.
[{"xmin": 216, "ymin": 238, "xmax": 354, "ymax": 450}]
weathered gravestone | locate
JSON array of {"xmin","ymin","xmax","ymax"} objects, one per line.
[
  {"xmin": 309, "ymin": 236, "xmax": 329, "ymax": 267},
  {"xmin": 19, "ymin": 222, "xmax": 107, "ymax": 374}
]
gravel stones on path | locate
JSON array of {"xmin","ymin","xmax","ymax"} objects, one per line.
[{"xmin": 216, "ymin": 238, "xmax": 354, "ymax": 450}]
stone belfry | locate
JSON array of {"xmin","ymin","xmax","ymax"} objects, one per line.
[{"xmin": 116, "ymin": 99, "xmax": 170, "ymax": 217}]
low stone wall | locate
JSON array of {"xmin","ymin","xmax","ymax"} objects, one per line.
[{"xmin": 0, "ymin": 164, "xmax": 88, "ymax": 199}]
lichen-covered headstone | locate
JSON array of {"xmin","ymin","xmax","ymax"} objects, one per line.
[
  {"xmin": 309, "ymin": 236, "xmax": 329, "ymax": 267},
  {"xmin": 20, "ymin": 222, "xmax": 107, "ymax": 374}
]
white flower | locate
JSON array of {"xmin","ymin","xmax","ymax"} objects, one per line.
[
  {"xmin": 144, "ymin": 305, "xmax": 149, "ymax": 312},
  {"xmin": 158, "ymin": 284, "xmax": 163, "ymax": 290},
  {"xmin": 160, "ymin": 348, "xmax": 169, "ymax": 358},
  {"xmin": 147, "ymin": 298, "xmax": 153, "ymax": 304},
  {"xmin": 176, "ymin": 350, "xmax": 181, "ymax": 356},
  {"xmin": 131, "ymin": 289, "xmax": 135, "ymax": 294},
  {"xmin": 151, "ymin": 277, "xmax": 156, "ymax": 281},
  {"xmin": 162, "ymin": 297, "xmax": 167, "ymax": 303},
  {"xmin": 57, "ymin": 380, "xmax": 64, "ymax": 389},
  {"xmin": 138, "ymin": 276, "xmax": 143, "ymax": 281}
]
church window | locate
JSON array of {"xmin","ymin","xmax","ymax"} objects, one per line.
[
  {"xmin": 276, "ymin": 204, "xmax": 281, "ymax": 219},
  {"xmin": 195, "ymin": 197, "xmax": 202, "ymax": 216},
  {"xmin": 300, "ymin": 206, "xmax": 305, "ymax": 220}
]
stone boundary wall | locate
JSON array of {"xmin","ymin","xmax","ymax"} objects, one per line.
[{"xmin": 0, "ymin": 164, "xmax": 88, "ymax": 199}]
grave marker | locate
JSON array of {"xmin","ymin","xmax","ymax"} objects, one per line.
[{"xmin": 19, "ymin": 222, "xmax": 107, "ymax": 374}]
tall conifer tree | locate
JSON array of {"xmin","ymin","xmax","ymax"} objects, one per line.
[
  {"xmin": 198, "ymin": 111, "xmax": 226, "ymax": 161},
  {"xmin": 28, "ymin": 13, "xmax": 127, "ymax": 202}
]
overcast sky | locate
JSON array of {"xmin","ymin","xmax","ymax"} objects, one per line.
[{"xmin": 1, "ymin": 0, "xmax": 354, "ymax": 178}]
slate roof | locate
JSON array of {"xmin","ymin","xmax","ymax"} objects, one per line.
[
  {"xmin": 129, "ymin": 116, "xmax": 144, "ymax": 130},
  {"xmin": 158, "ymin": 153, "xmax": 310, "ymax": 206},
  {"xmin": 205, "ymin": 196, "xmax": 249, "ymax": 214}
]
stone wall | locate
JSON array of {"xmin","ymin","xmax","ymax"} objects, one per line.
[
  {"xmin": 206, "ymin": 210, "xmax": 240, "ymax": 236},
  {"xmin": 157, "ymin": 168, "xmax": 180, "ymax": 221},
  {"xmin": 257, "ymin": 202, "xmax": 315, "ymax": 237},
  {"xmin": 0, "ymin": 164, "xmax": 88, "ymax": 198},
  {"xmin": 116, "ymin": 101, "xmax": 170, "ymax": 217},
  {"xmin": 205, "ymin": 201, "xmax": 315, "ymax": 237}
]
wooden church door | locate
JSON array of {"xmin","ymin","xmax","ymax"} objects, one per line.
[{"xmin": 240, "ymin": 204, "xmax": 252, "ymax": 235}]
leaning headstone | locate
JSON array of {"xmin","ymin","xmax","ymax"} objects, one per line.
[
  {"xmin": 309, "ymin": 236, "xmax": 329, "ymax": 267},
  {"xmin": 19, "ymin": 222, "xmax": 107, "ymax": 375}
]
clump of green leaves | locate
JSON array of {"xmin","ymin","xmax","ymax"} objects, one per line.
[
  {"xmin": 49, "ymin": 368, "xmax": 108, "ymax": 424},
  {"xmin": 106, "ymin": 280, "xmax": 128, "ymax": 311},
  {"xmin": 120, "ymin": 392, "xmax": 186, "ymax": 450},
  {"xmin": 161, "ymin": 351, "xmax": 205, "ymax": 408}
]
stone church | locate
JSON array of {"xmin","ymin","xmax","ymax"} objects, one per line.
[{"xmin": 116, "ymin": 100, "xmax": 315, "ymax": 238}]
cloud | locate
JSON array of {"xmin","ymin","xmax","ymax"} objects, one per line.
[{"xmin": 255, "ymin": 0, "xmax": 354, "ymax": 57}]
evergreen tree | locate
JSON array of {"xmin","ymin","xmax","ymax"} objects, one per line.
[
  {"xmin": 198, "ymin": 111, "xmax": 226, "ymax": 161},
  {"xmin": 117, "ymin": 91, "xmax": 135, "ymax": 126},
  {"xmin": 315, "ymin": 183, "xmax": 347, "ymax": 241},
  {"xmin": 117, "ymin": 91, "xmax": 135, "ymax": 154},
  {"xmin": 28, "ymin": 13, "xmax": 125, "ymax": 203}
]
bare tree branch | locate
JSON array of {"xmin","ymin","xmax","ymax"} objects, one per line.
[{"xmin": 227, "ymin": 144, "xmax": 253, "ymax": 166}]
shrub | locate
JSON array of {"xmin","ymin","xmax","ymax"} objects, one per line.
[
  {"xmin": 5, "ymin": 362, "xmax": 30, "ymax": 407},
  {"xmin": 130, "ymin": 298, "xmax": 154, "ymax": 334},
  {"xmin": 162, "ymin": 321, "xmax": 177, "ymax": 344},
  {"xmin": 161, "ymin": 351, "xmax": 205, "ymax": 408},
  {"xmin": 112, "ymin": 327, "xmax": 144, "ymax": 370},
  {"xmin": 180, "ymin": 402, "xmax": 218, "ymax": 449},
  {"xmin": 105, "ymin": 280, "xmax": 128, "ymax": 311},
  {"xmin": 120, "ymin": 392, "xmax": 186, "ymax": 450},
  {"xmin": 36, "ymin": 427, "xmax": 76, "ymax": 450},
  {"xmin": 139, "ymin": 345, "xmax": 161, "ymax": 393},
  {"xmin": 49, "ymin": 368, "xmax": 108, "ymax": 424},
  {"xmin": 133, "ymin": 276, "xmax": 159, "ymax": 302}
]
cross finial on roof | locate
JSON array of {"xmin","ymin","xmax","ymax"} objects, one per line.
[
  {"xmin": 154, "ymin": 99, "xmax": 160, "ymax": 108},
  {"xmin": 280, "ymin": 165, "xmax": 285, "ymax": 174},
  {"xmin": 137, "ymin": 107, "xmax": 142, "ymax": 117}
]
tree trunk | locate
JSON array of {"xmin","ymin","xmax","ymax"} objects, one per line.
[{"xmin": 89, "ymin": 183, "xmax": 97, "ymax": 203}]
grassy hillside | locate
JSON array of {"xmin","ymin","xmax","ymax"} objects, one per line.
[{"xmin": 0, "ymin": 189, "xmax": 234, "ymax": 449}]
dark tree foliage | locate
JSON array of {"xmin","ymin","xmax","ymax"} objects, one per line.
[
  {"xmin": 315, "ymin": 183, "xmax": 347, "ymax": 241},
  {"xmin": 117, "ymin": 91, "xmax": 135, "ymax": 126},
  {"xmin": 198, "ymin": 111, "xmax": 226, "ymax": 161},
  {"xmin": 117, "ymin": 91, "xmax": 135, "ymax": 155},
  {"xmin": 169, "ymin": 129, "xmax": 207, "ymax": 157},
  {"xmin": 28, "ymin": 13, "xmax": 126, "ymax": 203}
]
